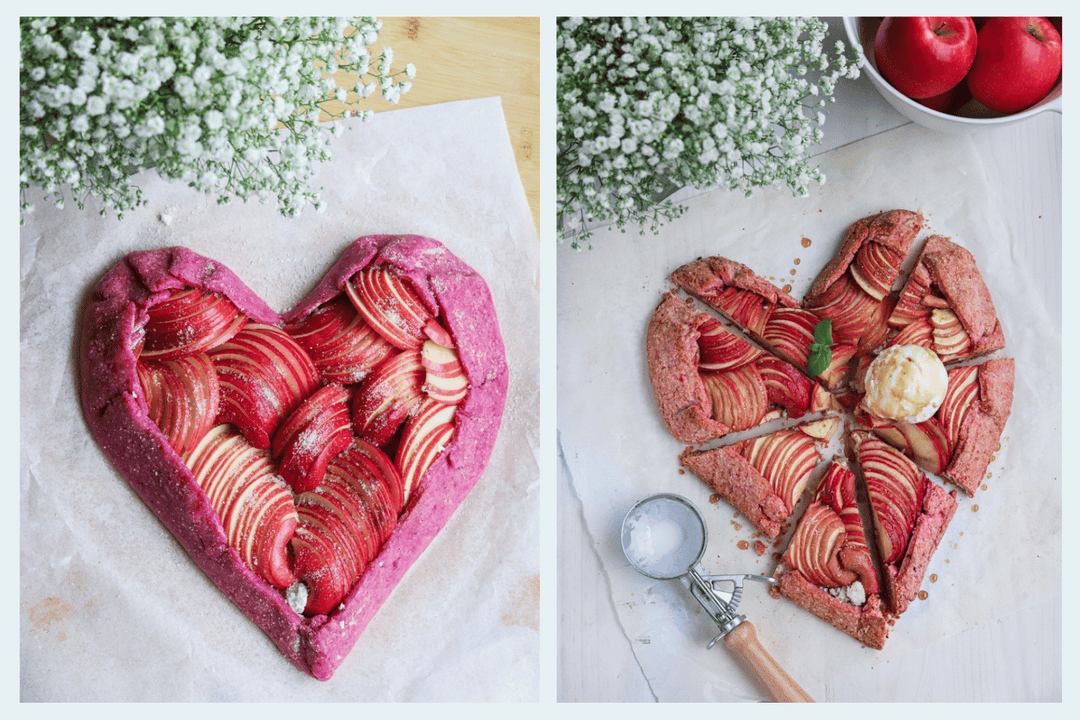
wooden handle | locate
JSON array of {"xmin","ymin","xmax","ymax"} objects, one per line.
[{"xmin": 722, "ymin": 621, "xmax": 814, "ymax": 703}]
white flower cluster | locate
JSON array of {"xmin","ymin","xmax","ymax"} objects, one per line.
[
  {"xmin": 20, "ymin": 17, "xmax": 414, "ymax": 221},
  {"xmin": 557, "ymin": 17, "xmax": 859, "ymax": 248}
]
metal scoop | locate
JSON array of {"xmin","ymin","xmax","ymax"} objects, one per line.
[{"xmin": 620, "ymin": 493, "xmax": 814, "ymax": 703}]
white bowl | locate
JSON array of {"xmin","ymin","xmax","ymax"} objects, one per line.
[{"xmin": 843, "ymin": 17, "xmax": 1062, "ymax": 133}]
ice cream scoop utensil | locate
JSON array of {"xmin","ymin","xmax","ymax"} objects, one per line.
[{"xmin": 620, "ymin": 493, "xmax": 814, "ymax": 703}]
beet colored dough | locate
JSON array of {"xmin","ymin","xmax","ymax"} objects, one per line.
[{"xmin": 78, "ymin": 236, "xmax": 509, "ymax": 680}]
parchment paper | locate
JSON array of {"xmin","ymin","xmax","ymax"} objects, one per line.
[
  {"xmin": 557, "ymin": 123, "xmax": 1061, "ymax": 701},
  {"xmin": 20, "ymin": 97, "xmax": 539, "ymax": 701}
]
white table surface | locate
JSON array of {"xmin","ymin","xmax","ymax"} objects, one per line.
[{"xmin": 556, "ymin": 17, "xmax": 1062, "ymax": 703}]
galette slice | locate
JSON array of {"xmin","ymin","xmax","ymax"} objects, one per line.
[
  {"xmin": 856, "ymin": 358, "xmax": 1014, "ymax": 496},
  {"xmin": 771, "ymin": 460, "xmax": 890, "ymax": 649},
  {"xmin": 647, "ymin": 294, "xmax": 829, "ymax": 445},
  {"xmin": 804, "ymin": 209, "xmax": 923, "ymax": 354},
  {"xmin": 679, "ymin": 418, "xmax": 839, "ymax": 538},
  {"xmin": 886, "ymin": 235, "xmax": 1005, "ymax": 363},
  {"xmin": 852, "ymin": 431, "xmax": 957, "ymax": 617},
  {"xmin": 671, "ymin": 256, "xmax": 857, "ymax": 389}
]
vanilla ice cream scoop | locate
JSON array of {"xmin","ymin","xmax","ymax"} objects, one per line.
[{"xmin": 862, "ymin": 344, "xmax": 949, "ymax": 423}]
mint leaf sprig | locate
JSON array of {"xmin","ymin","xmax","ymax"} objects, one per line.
[{"xmin": 807, "ymin": 319, "xmax": 833, "ymax": 377}]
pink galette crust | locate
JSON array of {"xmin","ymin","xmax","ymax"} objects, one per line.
[
  {"xmin": 883, "ymin": 480, "xmax": 958, "ymax": 616},
  {"xmin": 79, "ymin": 237, "xmax": 508, "ymax": 680},
  {"xmin": 645, "ymin": 293, "xmax": 731, "ymax": 444},
  {"xmin": 805, "ymin": 209, "xmax": 923, "ymax": 305},
  {"xmin": 944, "ymin": 358, "xmax": 1015, "ymax": 495},
  {"xmin": 671, "ymin": 255, "xmax": 799, "ymax": 310},
  {"xmin": 913, "ymin": 235, "xmax": 1005, "ymax": 358},
  {"xmin": 678, "ymin": 445, "xmax": 788, "ymax": 538},
  {"xmin": 771, "ymin": 570, "xmax": 890, "ymax": 650}
]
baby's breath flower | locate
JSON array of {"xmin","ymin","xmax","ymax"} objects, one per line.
[
  {"xmin": 20, "ymin": 16, "xmax": 412, "ymax": 222},
  {"xmin": 557, "ymin": 16, "xmax": 859, "ymax": 248}
]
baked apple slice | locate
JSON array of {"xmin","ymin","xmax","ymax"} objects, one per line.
[
  {"xmin": 679, "ymin": 419, "xmax": 837, "ymax": 538},
  {"xmin": 852, "ymin": 431, "xmax": 958, "ymax": 616},
  {"xmin": 887, "ymin": 235, "xmax": 1004, "ymax": 363},
  {"xmin": 771, "ymin": 461, "xmax": 890, "ymax": 649},
  {"xmin": 804, "ymin": 209, "xmax": 922, "ymax": 353},
  {"xmin": 351, "ymin": 349, "xmax": 426, "ymax": 447},
  {"xmin": 346, "ymin": 264, "xmax": 439, "ymax": 351}
]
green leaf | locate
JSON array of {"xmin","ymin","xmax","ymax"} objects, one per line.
[
  {"xmin": 807, "ymin": 318, "xmax": 833, "ymax": 376},
  {"xmin": 807, "ymin": 345, "xmax": 832, "ymax": 377},
  {"xmin": 812, "ymin": 318, "xmax": 833, "ymax": 346}
]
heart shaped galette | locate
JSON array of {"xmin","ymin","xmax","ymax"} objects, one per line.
[
  {"xmin": 79, "ymin": 235, "xmax": 508, "ymax": 680},
  {"xmin": 647, "ymin": 210, "xmax": 1014, "ymax": 650}
]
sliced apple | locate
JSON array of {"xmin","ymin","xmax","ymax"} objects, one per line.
[
  {"xmin": 785, "ymin": 502, "xmax": 854, "ymax": 587},
  {"xmin": 290, "ymin": 513, "xmax": 352, "ymax": 616},
  {"xmin": 209, "ymin": 323, "xmax": 320, "ymax": 449},
  {"xmin": 816, "ymin": 342, "xmax": 859, "ymax": 389},
  {"xmin": 183, "ymin": 424, "xmax": 299, "ymax": 589},
  {"xmin": 272, "ymin": 383, "xmax": 354, "ymax": 493},
  {"xmin": 856, "ymin": 435, "xmax": 926, "ymax": 565},
  {"xmin": 346, "ymin": 265, "xmax": 436, "ymax": 350},
  {"xmin": 700, "ymin": 365, "xmax": 768, "ymax": 432},
  {"xmin": 889, "ymin": 263, "xmax": 933, "ymax": 327},
  {"xmin": 137, "ymin": 352, "xmax": 220, "ymax": 456},
  {"xmin": 697, "ymin": 317, "xmax": 763, "ymax": 371},
  {"xmin": 930, "ymin": 308, "xmax": 972, "ymax": 362},
  {"xmin": 806, "ymin": 273, "xmax": 878, "ymax": 347},
  {"xmin": 800, "ymin": 416, "xmax": 840, "ymax": 441},
  {"xmin": 887, "ymin": 316, "xmax": 934, "ymax": 349},
  {"xmin": 734, "ymin": 428, "xmax": 820, "ymax": 512},
  {"xmin": 762, "ymin": 307, "xmax": 819, "ymax": 368},
  {"xmin": 711, "ymin": 286, "xmax": 772, "ymax": 336},
  {"xmin": 284, "ymin": 294, "xmax": 396, "ymax": 385},
  {"xmin": 395, "ymin": 397, "xmax": 457, "ymax": 505},
  {"xmin": 351, "ymin": 349, "xmax": 426, "ymax": 447},
  {"xmin": 421, "ymin": 339, "xmax": 469, "ymax": 405},
  {"xmin": 938, "ymin": 364, "xmax": 979, "ymax": 445},
  {"xmin": 850, "ymin": 241, "xmax": 903, "ymax": 301},
  {"xmin": 140, "ymin": 286, "xmax": 247, "ymax": 360},
  {"xmin": 755, "ymin": 355, "xmax": 812, "ymax": 417}
]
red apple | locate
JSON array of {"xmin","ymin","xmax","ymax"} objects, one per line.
[
  {"xmin": 346, "ymin": 265, "xmax": 437, "ymax": 350},
  {"xmin": 137, "ymin": 352, "xmax": 220, "ymax": 456},
  {"xmin": 272, "ymin": 383, "xmax": 354, "ymax": 493},
  {"xmin": 395, "ymin": 397, "xmax": 457, "ymax": 504},
  {"xmin": 351, "ymin": 349, "xmax": 426, "ymax": 447},
  {"xmin": 284, "ymin": 294, "xmax": 395, "ymax": 385},
  {"xmin": 700, "ymin": 366, "xmax": 768, "ymax": 432},
  {"xmin": 139, "ymin": 286, "xmax": 247, "ymax": 360},
  {"xmin": 209, "ymin": 323, "xmax": 321, "ymax": 449},
  {"xmin": 967, "ymin": 17, "xmax": 1062, "ymax": 113},
  {"xmin": 184, "ymin": 424, "xmax": 299, "ymax": 589},
  {"xmin": 874, "ymin": 17, "xmax": 977, "ymax": 99}
]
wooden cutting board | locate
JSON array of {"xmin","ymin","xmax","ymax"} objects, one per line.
[{"xmin": 322, "ymin": 17, "xmax": 540, "ymax": 236}]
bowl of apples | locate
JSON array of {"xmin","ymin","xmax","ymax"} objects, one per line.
[{"xmin": 843, "ymin": 17, "xmax": 1062, "ymax": 133}]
